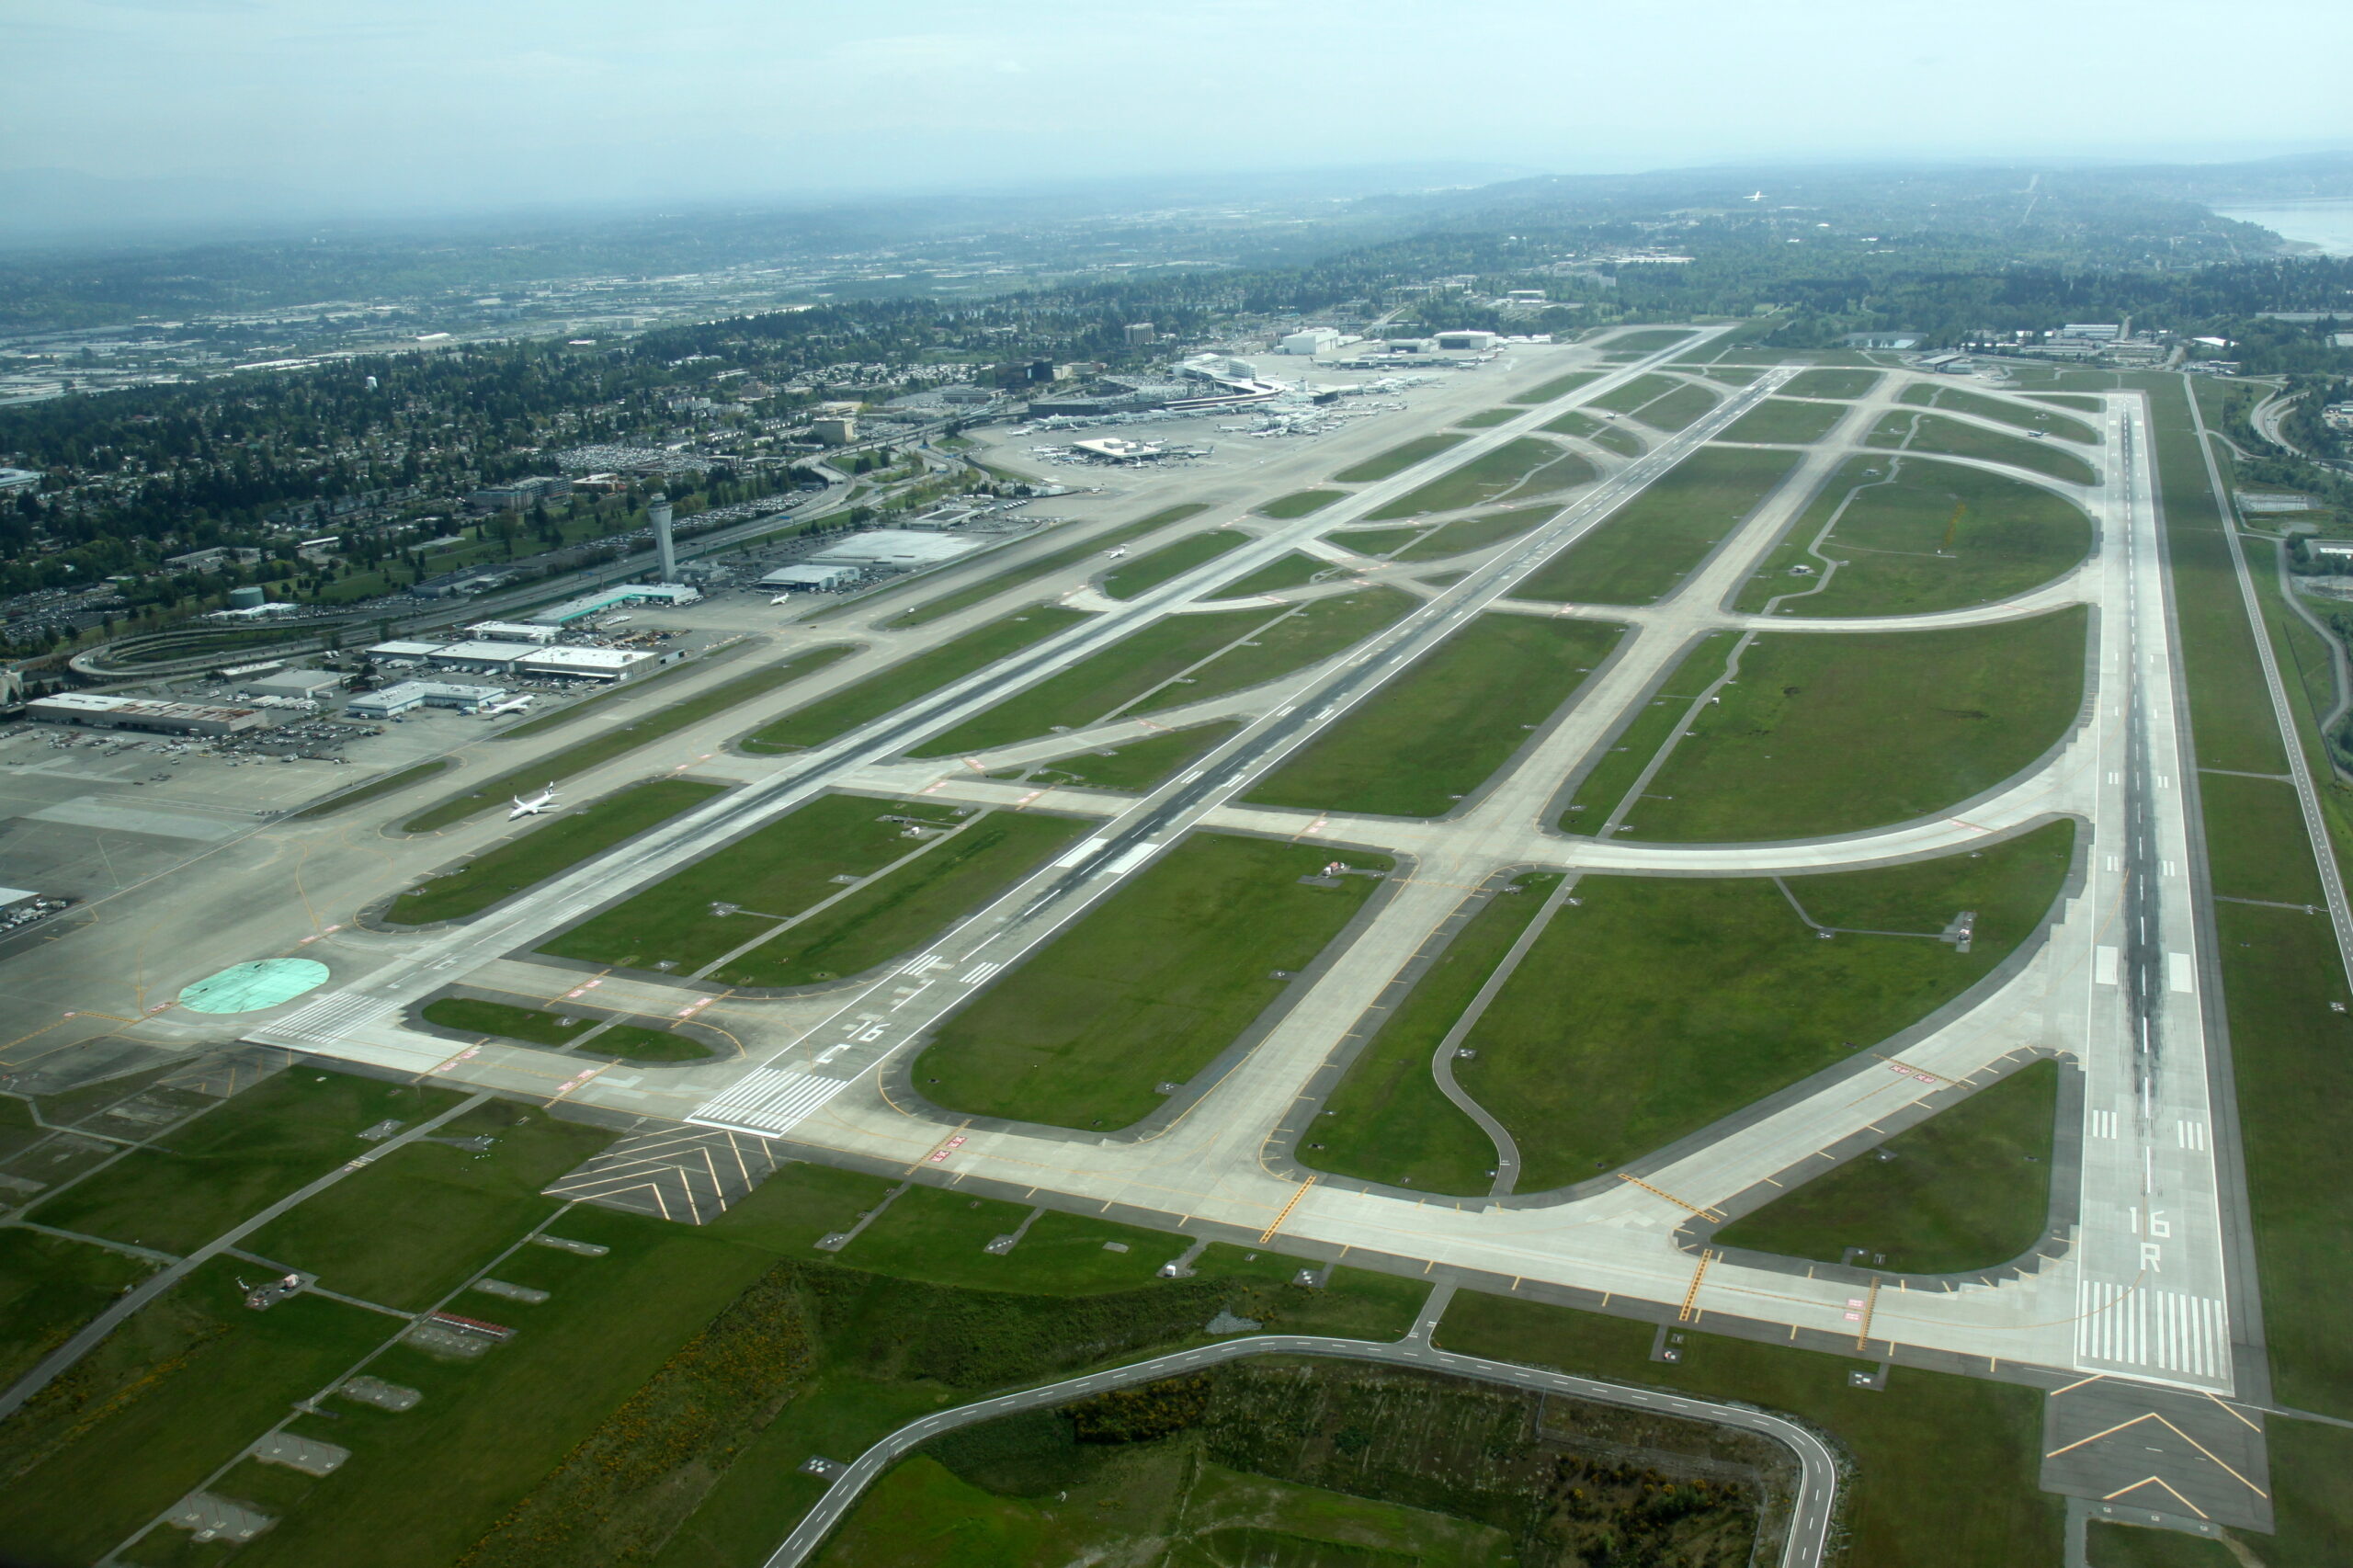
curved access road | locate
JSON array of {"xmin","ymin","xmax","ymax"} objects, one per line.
[{"xmin": 756, "ymin": 1332, "xmax": 1841, "ymax": 1568}]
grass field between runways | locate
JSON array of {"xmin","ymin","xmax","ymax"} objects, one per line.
[
  {"xmin": 742, "ymin": 607, "xmax": 1093, "ymax": 753},
  {"xmin": 1628, "ymin": 380, "xmax": 1720, "ymax": 432},
  {"xmin": 1901, "ymin": 381, "xmax": 2099, "ymax": 442},
  {"xmin": 1101, "ymin": 529, "xmax": 1252, "ymax": 599},
  {"xmin": 403, "ymin": 646, "xmax": 854, "ymax": 831},
  {"xmin": 1516, "ymin": 446, "xmax": 1801, "ymax": 606},
  {"xmin": 1893, "ymin": 412, "xmax": 2100, "ymax": 487},
  {"xmin": 416, "ymin": 996, "xmax": 710, "ymax": 1060},
  {"xmin": 918, "ymin": 834, "xmax": 1392, "ymax": 1129},
  {"xmin": 1245, "ymin": 615, "xmax": 1624, "ymax": 816},
  {"xmin": 1717, "ymin": 396, "xmax": 1846, "ymax": 444},
  {"xmin": 1302, "ymin": 874, "xmax": 1559, "ymax": 1193},
  {"xmin": 911, "ymin": 587, "xmax": 1417, "ymax": 758},
  {"xmin": 1453, "ymin": 823, "xmax": 2075, "ymax": 1188},
  {"xmin": 542, "ymin": 796, "xmax": 1087, "ymax": 986},
  {"xmin": 387, "ymin": 777, "xmax": 726, "ymax": 924},
  {"xmin": 1711, "ymin": 1058, "xmax": 2060, "ymax": 1273},
  {"xmin": 1332, "ymin": 434, "xmax": 1466, "ymax": 483},
  {"xmin": 1362, "ymin": 437, "xmax": 1593, "ymax": 520},
  {"xmin": 887, "ymin": 505, "xmax": 1209, "ymax": 627},
  {"xmin": 1622, "ymin": 607, "xmax": 2088, "ymax": 842},
  {"xmin": 1733, "ymin": 453, "xmax": 2093, "ymax": 619}
]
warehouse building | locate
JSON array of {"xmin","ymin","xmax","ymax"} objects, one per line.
[
  {"xmin": 806, "ymin": 530, "xmax": 983, "ymax": 569},
  {"xmin": 366, "ymin": 641, "xmax": 448, "ymax": 665},
  {"xmin": 347, "ymin": 681, "xmax": 509, "ymax": 719},
  {"xmin": 515, "ymin": 646, "xmax": 666, "ymax": 683},
  {"xmin": 425, "ymin": 641, "xmax": 531, "ymax": 676},
  {"xmin": 760, "ymin": 563, "xmax": 860, "ymax": 592},
  {"xmin": 28, "ymin": 692, "xmax": 270, "ymax": 737},
  {"xmin": 238, "ymin": 669, "xmax": 345, "ymax": 700},
  {"xmin": 528, "ymin": 583, "xmax": 702, "ymax": 627},
  {"xmin": 464, "ymin": 621, "xmax": 560, "ymax": 644}
]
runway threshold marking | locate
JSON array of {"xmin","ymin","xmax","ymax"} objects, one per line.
[
  {"xmin": 1677, "ymin": 1250, "xmax": 1717, "ymax": 1323},
  {"xmin": 1853, "ymin": 1278, "xmax": 1881, "ymax": 1351},
  {"xmin": 1616, "ymin": 1172, "xmax": 1725, "ymax": 1221},
  {"xmin": 1259, "ymin": 1175, "xmax": 1318, "ymax": 1243}
]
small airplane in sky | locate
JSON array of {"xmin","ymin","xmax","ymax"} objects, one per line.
[
  {"xmin": 508, "ymin": 784, "xmax": 560, "ymax": 820},
  {"xmin": 1745, "ymin": 190, "xmax": 1766, "ymax": 202}
]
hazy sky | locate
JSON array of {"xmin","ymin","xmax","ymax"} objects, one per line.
[{"xmin": 11, "ymin": 0, "xmax": 2353, "ymax": 211}]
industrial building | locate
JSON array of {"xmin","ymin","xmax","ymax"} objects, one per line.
[
  {"xmin": 465, "ymin": 621, "xmax": 560, "ymax": 644},
  {"xmin": 239, "ymin": 669, "xmax": 344, "ymax": 700},
  {"xmin": 28, "ymin": 692, "xmax": 270, "ymax": 737},
  {"xmin": 514, "ymin": 646, "xmax": 665, "ymax": 683},
  {"xmin": 367, "ymin": 641, "xmax": 447, "ymax": 664},
  {"xmin": 806, "ymin": 530, "xmax": 983, "ymax": 569},
  {"xmin": 425, "ymin": 641, "xmax": 531, "ymax": 676},
  {"xmin": 760, "ymin": 563, "xmax": 860, "ymax": 592},
  {"xmin": 1433, "ymin": 330, "xmax": 1501, "ymax": 351},
  {"xmin": 347, "ymin": 681, "xmax": 509, "ymax": 719},
  {"xmin": 812, "ymin": 417, "xmax": 857, "ymax": 445},
  {"xmin": 528, "ymin": 583, "xmax": 702, "ymax": 627},
  {"xmin": 1279, "ymin": 327, "xmax": 1346, "ymax": 356}
]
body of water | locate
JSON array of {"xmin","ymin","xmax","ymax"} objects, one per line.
[{"xmin": 2215, "ymin": 199, "xmax": 2353, "ymax": 256}]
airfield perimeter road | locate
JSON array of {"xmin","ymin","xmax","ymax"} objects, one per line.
[
  {"xmin": 9, "ymin": 334, "xmax": 2272, "ymax": 1527},
  {"xmin": 759, "ymin": 1330, "xmax": 1841, "ymax": 1568}
]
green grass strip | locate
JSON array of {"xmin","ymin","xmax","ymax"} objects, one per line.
[
  {"xmin": 1902, "ymin": 383, "xmax": 2099, "ymax": 443},
  {"xmin": 1302, "ymin": 875, "xmax": 1557, "ymax": 1192},
  {"xmin": 1102, "ymin": 529, "xmax": 1251, "ymax": 599},
  {"xmin": 540, "ymin": 791, "xmax": 979, "ymax": 974},
  {"xmin": 1020, "ymin": 722, "xmax": 1244, "ymax": 793},
  {"xmin": 290, "ymin": 758, "xmax": 451, "ymax": 820},
  {"xmin": 1457, "ymin": 824, "xmax": 2075, "ymax": 1187},
  {"xmin": 1541, "ymin": 408, "xmax": 1646, "ymax": 457},
  {"xmin": 1717, "ymin": 397, "xmax": 1845, "ymax": 444},
  {"xmin": 710, "ymin": 811, "xmax": 1090, "ymax": 988},
  {"xmin": 1393, "ymin": 506, "xmax": 1559, "ymax": 562},
  {"xmin": 1602, "ymin": 328, "xmax": 1697, "ymax": 351},
  {"xmin": 1247, "ymin": 616, "xmax": 1622, "ymax": 816},
  {"xmin": 1631, "ymin": 608, "xmax": 2089, "ymax": 842},
  {"xmin": 1518, "ymin": 446, "xmax": 1801, "ymax": 606},
  {"xmin": 889, "ymin": 506, "xmax": 1209, "ymax": 628},
  {"xmin": 1453, "ymin": 407, "xmax": 1520, "ymax": 428},
  {"xmin": 1506, "ymin": 369, "xmax": 1602, "ymax": 405},
  {"xmin": 912, "ymin": 589, "xmax": 1415, "ymax": 757},
  {"xmin": 920, "ymin": 834, "xmax": 1392, "ymax": 1129},
  {"xmin": 1714, "ymin": 1060, "xmax": 2058, "ymax": 1272},
  {"xmin": 387, "ymin": 778, "xmax": 725, "ymax": 924},
  {"xmin": 1211, "ymin": 552, "xmax": 1330, "ymax": 597},
  {"xmin": 1628, "ymin": 381, "xmax": 1720, "ymax": 432},
  {"xmin": 1732, "ymin": 454, "xmax": 2093, "ymax": 618},
  {"xmin": 417, "ymin": 997, "xmax": 707, "ymax": 1061},
  {"xmin": 1332, "ymin": 434, "xmax": 1466, "ymax": 483},
  {"xmin": 742, "ymin": 608, "xmax": 1092, "ymax": 754},
  {"xmin": 1901, "ymin": 414, "xmax": 2100, "ymax": 487},
  {"xmin": 1586, "ymin": 373, "xmax": 1680, "ymax": 415},
  {"xmin": 404, "ymin": 647, "xmax": 856, "ymax": 832},
  {"xmin": 1256, "ymin": 489, "xmax": 1347, "ymax": 519},
  {"xmin": 1364, "ymin": 438, "xmax": 1592, "ymax": 520},
  {"xmin": 1781, "ymin": 369, "xmax": 1882, "ymax": 399},
  {"xmin": 1558, "ymin": 632, "xmax": 1735, "ymax": 829}
]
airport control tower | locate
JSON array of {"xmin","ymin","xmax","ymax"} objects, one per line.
[{"xmin": 650, "ymin": 493, "xmax": 677, "ymax": 582}]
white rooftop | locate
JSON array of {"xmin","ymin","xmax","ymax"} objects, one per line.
[{"xmin": 807, "ymin": 529, "xmax": 983, "ymax": 567}]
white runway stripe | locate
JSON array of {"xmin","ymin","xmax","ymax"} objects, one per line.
[{"xmin": 688, "ymin": 1067, "xmax": 850, "ymax": 1137}]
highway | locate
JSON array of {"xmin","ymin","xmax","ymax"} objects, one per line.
[{"xmin": 756, "ymin": 1330, "xmax": 1842, "ymax": 1568}]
